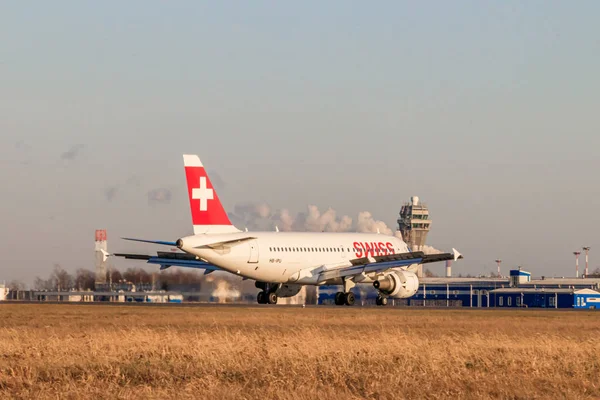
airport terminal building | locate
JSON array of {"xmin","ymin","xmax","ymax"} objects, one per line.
[{"xmin": 317, "ymin": 268, "xmax": 600, "ymax": 309}]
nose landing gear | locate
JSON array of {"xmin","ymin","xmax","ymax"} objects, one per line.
[{"xmin": 375, "ymin": 295, "xmax": 388, "ymax": 306}]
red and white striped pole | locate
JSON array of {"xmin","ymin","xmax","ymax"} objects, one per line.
[
  {"xmin": 583, "ymin": 247, "xmax": 590, "ymax": 277},
  {"xmin": 574, "ymin": 251, "xmax": 581, "ymax": 278}
]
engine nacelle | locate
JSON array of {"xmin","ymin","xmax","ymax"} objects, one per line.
[
  {"xmin": 275, "ymin": 284, "xmax": 303, "ymax": 298},
  {"xmin": 373, "ymin": 270, "xmax": 419, "ymax": 299}
]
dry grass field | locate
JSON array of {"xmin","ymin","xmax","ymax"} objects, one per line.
[{"xmin": 0, "ymin": 304, "xmax": 599, "ymax": 400}]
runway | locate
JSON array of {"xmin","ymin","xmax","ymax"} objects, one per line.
[{"xmin": 1, "ymin": 300, "xmax": 583, "ymax": 311}]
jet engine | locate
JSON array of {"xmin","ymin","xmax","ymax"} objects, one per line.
[
  {"xmin": 373, "ymin": 270, "xmax": 419, "ymax": 299},
  {"xmin": 275, "ymin": 284, "xmax": 303, "ymax": 298},
  {"xmin": 255, "ymin": 282, "xmax": 303, "ymax": 298}
]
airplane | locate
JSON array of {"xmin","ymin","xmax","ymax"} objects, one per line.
[{"xmin": 115, "ymin": 154, "xmax": 463, "ymax": 306}]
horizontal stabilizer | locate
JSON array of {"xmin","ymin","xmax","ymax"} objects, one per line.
[
  {"xmin": 122, "ymin": 238, "xmax": 178, "ymax": 246},
  {"xmin": 204, "ymin": 236, "xmax": 257, "ymax": 248},
  {"xmin": 113, "ymin": 252, "xmax": 218, "ymax": 271}
]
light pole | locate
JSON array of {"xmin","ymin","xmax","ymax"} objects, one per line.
[
  {"xmin": 574, "ymin": 252, "xmax": 581, "ymax": 278},
  {"xmin": 583, "ymin": 247, "xmax": 590, "ymax": 277}
]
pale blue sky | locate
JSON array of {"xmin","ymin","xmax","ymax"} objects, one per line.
[{"xmin": 1, "ymin": 1, "xmax": 599, "ymax": 284}]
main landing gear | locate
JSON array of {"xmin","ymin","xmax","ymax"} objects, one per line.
[
  {"xmin": 334, "ymin": 277, "xmax": 357, "ymax": 306},
  {"xmin": 257, "ymin": 291, "xmax": 278, "ymax": 305},
  {"xmin": 256, "ymin": 282, "xmax": 279, "ymax": 305},
  {"xmin": 334, "ymin": 291, "xmax": 355, "ymax": 306},
  {"xmin": 375, "ymin": 295, "xmax": 388, "ymax": 306}
]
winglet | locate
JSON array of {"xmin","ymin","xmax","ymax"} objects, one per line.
[
  {"xmin": 100, "ymin": 249, "xmax": 110, "ymax": 263},
  {"xmin": 452, "ymin": 248, "xmax": 463, "ymax": 261}
]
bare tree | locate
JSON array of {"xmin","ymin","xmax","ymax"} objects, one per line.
[
  {"xmin": 51, "ymin": 264, "xmax": 73, "ymax": 291},
  {"xmin": 123, "ymin": 267, "xmax": 151, "ymax": 285},
  {"xmin": 424, "ymin": 268, "xmax": 437, "ymax": 277},
  {"xmin": 588, "ymin": 268, "xmax": 600, "ymax": 278},
  {"xmin": 74, "ymin": 269, "xmax": 95, "ymax": 290},
  {"xmin": 34, "ymin": 276, "xmax": 55, "ymax": 290},
  {"xmin": 8, "ymin": 280, "xmax": 25, "ymax": 291},
  {"xmin": 110, "ymin": 269, "xmax": 123, "ymax": 283}
]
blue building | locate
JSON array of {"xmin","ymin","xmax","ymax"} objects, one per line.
[
  {"xmin": 574, "ymin": 289, "xmax": 600, "ymax": 309},
  {"xmin": 490, "ymin": 288, "xmax": 600, "ymax": 309},
  {"xmin": 510, "ymin": 269, "xmax": 531, "ymax": 286},
  {"xmin": 316, "ymin": 268, "xmax": 600, "ymax": 308},
  {"xmin": 317, "ymin": 277, "xmax": 509, "ymax": 307}
]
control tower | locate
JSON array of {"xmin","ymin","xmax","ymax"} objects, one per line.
[{"xmin": 398, "ymin": 196, "xmax": 431, "ymax": 277}]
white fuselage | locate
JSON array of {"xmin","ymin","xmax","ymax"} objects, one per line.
[{"xmin": 177, "ymin": 231, "xmax": 410, "ymax": 284}]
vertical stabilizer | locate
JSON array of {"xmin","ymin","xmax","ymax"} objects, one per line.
[{"xmin": 183, "ymin": 155, "xmax": 240, "ymax": 235}]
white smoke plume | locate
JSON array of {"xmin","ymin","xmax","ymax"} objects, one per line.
[
  {"xmin": 303, "ymin": 205, "xmax": 353, "ymax": 232},
  {"xmin": 227, "ymin": 203, "xmax": 448, "ymax": 254},
  {"xmin": 279, "ymin": 209, "xmax": 295, "ymax": 232},
  {"xmin": 228, "ymin": 202, "xmax": 394, "ymax": 234},
  {"xmin": 211, "ymin": 279, "xmax": 240, "ymax": 303},
  {"xmin": 422, "ymin": 245, "xmax": 444, "ymax": 255},
  {"xmin": 356, "ymin": 211, "xmax": 393, "ymax": 235}
]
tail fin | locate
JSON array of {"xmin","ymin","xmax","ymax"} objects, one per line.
[{"xmin": 183, "ymin": 155, "xmax": 240, "ymax": 235}]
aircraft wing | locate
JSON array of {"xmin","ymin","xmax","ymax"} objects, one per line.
[
  {"xmin": 112, "ymin": 251, "xmax": 220, "ymax": 273},
  {"xmin": 318, "ymin": 249, "xmax": 462, "ymax": 282}
]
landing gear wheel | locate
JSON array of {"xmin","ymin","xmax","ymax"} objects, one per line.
[
  {"xmin": 268, "ymin": 292, "xmax": 278, "ymax": 305},
  {"xmin": 376, "ymin": 295, "xmax": 388, "ymax": 306},
  {"xmin": 334, "ymin": 292, "xmax": 345, "ymax": 306},
  {"xmin": 344, "ymin": 292, "xmax": 355, "ymax": 306},
  {"xmin": 257, "ymin": 291, "xmax": 267, "ymax": 304}
]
